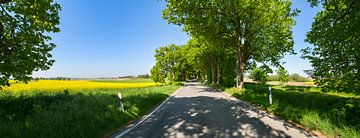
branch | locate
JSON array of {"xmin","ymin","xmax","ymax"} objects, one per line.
[{"xmin": 0, "ymin": 4, "xmax": 12, "ymax": 18}]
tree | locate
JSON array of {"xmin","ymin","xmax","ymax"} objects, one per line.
[
  {"xmin": 163, "ymin": 0, "xmax": 297, "ymax": 89},
  {"xmin": 277, "ymin": 67, "xmax": 289, "ymax": 84},
  {"xmin": 0, "ymin": 0, "xmax": 61, "ymax": 86},
  {"xmin": 302, "ymin": 0, "xmax": 360, "ymax": 94},
  {"xmin": 289, "ymin": 73, "xmax": 309, "ymax": 82},
  {"xmin": 151, "ymin": 63, "xmax": 166, "ymax": 83},
  {"xmin": 249, "ymin": 67, "xmax": 268, "ymax": 85},
  {"xmin": 150, "ymin": 44, "xmax": 180, "ymax": 83}
]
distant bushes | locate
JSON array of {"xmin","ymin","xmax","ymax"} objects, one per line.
[{"xmin": 137, "ymin": 74, "xmax": 150, "ymax": 78}]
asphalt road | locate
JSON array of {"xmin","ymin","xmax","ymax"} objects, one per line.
[{"xmin": 113, "ymin": 81, "xmax": 317, "ymax": 138}]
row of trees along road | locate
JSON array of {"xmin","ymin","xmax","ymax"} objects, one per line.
[
  {"xmin": 152, "ymin": 0, "xmax": 298, "ymax": 89},
  {"xmin": 303, "ymin": 0, "xmax": 360, "ymax": 94},
  {"xmin": 153, "ymin": 0, "xmax": 360, "ymax": 93}
]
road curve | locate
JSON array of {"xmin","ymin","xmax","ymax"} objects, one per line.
[{"xmin": 112, "ymin": 81, "xmax": 317, "ymax": 138}]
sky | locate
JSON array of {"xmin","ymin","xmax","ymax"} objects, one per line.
[{"xmin": 33, "ymin": 0, "xmax": 322, "ymax": 78}]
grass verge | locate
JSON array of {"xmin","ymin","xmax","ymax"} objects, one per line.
[
  {"xmin": 223, "ymin": 83, "xmax": 360, "ymax": 138},
  {"xmin": 0, "ymin": 85, "xmax": 179, "ymax": 138}
]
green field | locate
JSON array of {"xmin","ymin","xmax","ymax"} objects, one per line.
[
  {"xmin": 0, "ymin": 81, "xmax": 179, "ymax": 138},
  {"xmin": 224, "ymin": 83, "xmax": 360, "ymax": 138}
]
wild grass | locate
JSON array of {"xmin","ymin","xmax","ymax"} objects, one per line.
[
  {"xmin": 0, "ymin": 84, "xmax": 179, "ymax": 138},
  {"xmin": 225, "ymin": 83, "xmax": 360, "ymax": 138}
]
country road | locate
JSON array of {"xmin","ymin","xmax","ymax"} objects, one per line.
[{"xmin": 112, "ymin": 81, "xmax": 317, "ymax": 138}]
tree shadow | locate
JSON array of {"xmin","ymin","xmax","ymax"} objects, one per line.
[
  {"xmin": 281, "ymin": 86, "xmax": 312, "ymax": 93},
  {"xmin": 238, "ymin": 84, "xmax": 360, "ymax": 135},
  {"xmin": 118, "ymin": 95, "xmax": 314, "ymax": 138}
]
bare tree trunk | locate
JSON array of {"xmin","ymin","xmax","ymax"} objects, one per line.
[
  {"xmin": 236, "ymin": 29, "xmax": 244, "ymax": 89},
  {"xmin": 211, "ymin": 63, "xmax": 216, "ymax": 84},
  {"xmin": 216, "ymin": 61, "xmax": 220, "ymax": 85},
  {"xmin": 172, "ymin": 71, "xmax": 175, "ymax": 82}
]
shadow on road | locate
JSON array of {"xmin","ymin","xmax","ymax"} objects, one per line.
[{"xmin": 122, "ymin": 94, "xmax": 314, "ymax": 138}]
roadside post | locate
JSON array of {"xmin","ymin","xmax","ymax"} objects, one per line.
[
  {"xmin": 118, "ymin": 93, "xmax": 125, "ymax": 111},
  {"xmin": 268, "ymin": 86, "xmax": 272, "ymax": 105}
]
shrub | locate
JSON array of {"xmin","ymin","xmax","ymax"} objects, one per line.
[
  {"xmin": 277, "ymin": 68, "xmax": 289, "ymax": 84},
  {"xmin": 249, "ymin": 68, "xmax": 268, "ymax": 85},
  {"xmin": 289, "ymin": 73, "xmax": 309, "ymax": 82}
]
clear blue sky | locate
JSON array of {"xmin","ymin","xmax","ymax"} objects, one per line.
[{"xmin": 33, "ymin": 0, "xmax": 322, "ymax": 78}]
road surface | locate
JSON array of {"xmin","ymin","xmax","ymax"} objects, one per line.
[{"xmin": 113, "ymin": 81, "xmax": 317, "ymax": 138}]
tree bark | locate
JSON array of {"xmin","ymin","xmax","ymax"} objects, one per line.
[
  {"xmin": 211, "ymin": 63, "xmax": 216, "ymax": 84},
  {"xmin": 236, "ymin": 30, "xmax": 244, "ymax": 89},
  {"xmin": 216, "ymin": 61, "xmax": 220, "ymax": 85}
]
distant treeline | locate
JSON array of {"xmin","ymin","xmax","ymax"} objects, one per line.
[
  {"xmin": 32, "ymin": 74, "xmax": 150, "ymax": 81},
  {"xmin": 268, "ymin": 73, "xmax": 311, "ymax": 82}
]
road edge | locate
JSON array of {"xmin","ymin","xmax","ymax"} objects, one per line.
[
  {"xmin": 110, "ymin": 86, "xmax": 184, "ymax": 138},
  {"xmin": 218, "ymin": 87, "xmax": 326, "ymax": 138}
]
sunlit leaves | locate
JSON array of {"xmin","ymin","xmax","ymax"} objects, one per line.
[
  {"xmin": 0, "ymin": 0, "xmax": 60, "ymax": 86},
  {"xmin": 303, "ymin": 0, "xmax": 360, "ymax": 94}
]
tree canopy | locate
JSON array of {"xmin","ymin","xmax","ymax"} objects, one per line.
[
  {"xmin": 302, "ymin": 0, "xmax": 360, "ymax": 94},
  {"xmin": 277, "ymin": 67, "xmax": 289, "ymax": 84},
  {"xmin": 163, "ymin": 0, "xmax": 297, "ymax": 89},
  {"xmin": 0, "ymin": 0, "xmax": 61, "ymax": 86}
]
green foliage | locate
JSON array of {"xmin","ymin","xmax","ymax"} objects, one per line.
[
  {"xmin": 151, "ymin": 44, "xmax": 184, "ymax": 83},
  {"xmin": 0, "ymin": 85, "xmax": 179, "ymax": 137},
  {"xmin": 302, "ymin": 0, "xmax": 360, "ymax": 94},
  {"xmin": 227, "ymin": 84, "xmax": 360, "ymax": 138},
  {"xmin": 151, "ymin": 63, "xmax": 166, "ymax": 83},
  {"xmin": 151, "ymin": 38, "xmax": 236, "ymax": 87},
  {"xmin": 163, "ymin": 0, "xmax": 297, "ymax": 88},
  {"xmin": 289, "ymin": 73, "xmax": 309, "ymax": 82},
  {"xmin": 0, "ymin": 0, "xmax": 61, "ymax": 86},
  {"xmin": 277, "ymin": 68, "xmax": 289, "ymax": 84},
  {"xmin": 249, "ymin": 68, "xmax": 268, "ymax": 85}
]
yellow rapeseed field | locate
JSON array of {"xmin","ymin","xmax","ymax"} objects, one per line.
[{"xmin": 4, "ymin": 80, "xmax": 160, "ymax": 92}]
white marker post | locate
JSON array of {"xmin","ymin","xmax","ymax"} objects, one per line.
[
  {"xmin": 118, "ymin": 93, "xmax": 125, "ymax": 111},
  {"xmin": 268, "ymin": 86, "xmax": 272, "ymax": 105}
]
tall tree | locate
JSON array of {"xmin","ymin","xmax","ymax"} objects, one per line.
[
  {"xmin": 163, "ymin": 0, "xmax": 297, "ymax": 89},
  {"xmin": 0, "ymin": 0, "xmax": 61, "ymax": 86},
  {"xmin": 303, "ymin": 0, "xmax": 360, "ymax": 94},
  {"xmin": 151, "ymin": 44, "xmax": 182, "ymax": 83}
]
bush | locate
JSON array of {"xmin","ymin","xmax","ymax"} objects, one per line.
[
  {"xmin": 277, "ymin": 68, "xmax": 289, "ymax": 84},
  {"xmin": 289, "ymin": 73, "xmax": 309, "ymax": 82},
  {"xmin": 249, "ymin": 68, "xmax": 268, "ymax": 85}
]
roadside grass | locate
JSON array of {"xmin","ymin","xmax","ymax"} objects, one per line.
[
  {"xmin": 224, "ymin": 83, "xmax": 360, "ymax": 138},
  {"xmin": 90, "ymin": 78, "xmax": 154, "ymax": 83},
  {"xmin": 0, "ymin": 85, "xmax": 179, "ymax": 138}
]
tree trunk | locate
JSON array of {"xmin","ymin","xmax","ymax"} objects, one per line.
[
  {"xmin": 216, "ymin": 61, "xmax": 220, "ymax": 85},
  {"xmin": 172, "ymin": 71, "xmax": 175, "ymax": 82},
  {"xmin": 211, "ymin": 63, "xmax": 216, "ymax": 84},
  {"xmin": 236, "ymin": 31, "xmax": 245, "ymax": 89}
]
